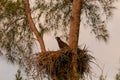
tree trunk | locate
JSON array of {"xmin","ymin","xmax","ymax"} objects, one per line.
[
  {"xmin": 69, "ymin": 0, "xmax": 83, "ymax": 80},
  {"xmin": 24, "ymin": 0, "xmax": 46, "ymax": 52}
]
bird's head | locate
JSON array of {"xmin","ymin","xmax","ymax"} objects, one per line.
[{"xmin": 55, "ymin": 37, "xmax": 60, "ymax": 41}]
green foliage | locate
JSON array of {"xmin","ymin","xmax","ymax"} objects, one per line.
[
  {"xmin": 82, "ymin": 0, "xmax": 116, "ymax": 42},
  {"xmin": 0, "ymin": 0, "xmax": 24, "ymax": 19},
  {"xmin": 15, "ymin": 69, "xmax": 23, "ymax": 80},
  {"xmin": 0, "ymin": 0, "xmax": 34, "ymax": 70},
  {"xmin": 35, "ymin": 0, "xmax": 116, "ymax": 41},
  {"xmin": 34, "ymin": 0, "xmax": 71, "ymax": 38}
]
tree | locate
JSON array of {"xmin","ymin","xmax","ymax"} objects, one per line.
[{"xmin": 0, "ymin": 0, "xmax": 116, "ymax": 80}]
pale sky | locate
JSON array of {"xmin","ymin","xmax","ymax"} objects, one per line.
[{"xmin": 0, "ymin": 1, "xmax": 120, "ymax": 80}]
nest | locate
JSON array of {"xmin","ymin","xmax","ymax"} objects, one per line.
[{"xmin": 35, "ymin": 47, "xmax": 94, "ymax": 80}]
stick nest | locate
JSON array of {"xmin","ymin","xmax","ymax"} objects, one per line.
[{"xmin": 34, "ymin": 47, "xmax": 94, "ymax": 79}]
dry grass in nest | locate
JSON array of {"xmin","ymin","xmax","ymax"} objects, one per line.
[{"xmin": 35, "ymin": 47, "xmax": 94, "ymax": 79}]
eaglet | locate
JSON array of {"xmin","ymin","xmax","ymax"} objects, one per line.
[{"xmin": 55, "ymin": 37, "xmax": 70, "ymax": 49}]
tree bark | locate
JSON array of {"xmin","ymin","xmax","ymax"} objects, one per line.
[
  {"xmin": 24, "ymin": 0, "xmax": 46, "ymax": 52},
  {"xmin": 69, "ymin": 0, "xmax": 83, "ymax": 80}
]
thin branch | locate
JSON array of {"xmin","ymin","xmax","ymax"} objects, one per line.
[{"xmin": 24, "ymin": 0, "xmax": 46, "ymax": 52}]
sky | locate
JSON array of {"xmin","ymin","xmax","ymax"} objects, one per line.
[{"xmin": 0, "ymin": 1, "xmax": 120, "ymax": 80}]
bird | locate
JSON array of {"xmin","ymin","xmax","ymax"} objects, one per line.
[{"xmin": 55, "ymin": 37, "xmax": 70, "ymax": 49}]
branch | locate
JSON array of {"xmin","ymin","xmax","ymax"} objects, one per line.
[{"xmin": 24, "ymin": 0, "xmax": 46, "ymax": 52}]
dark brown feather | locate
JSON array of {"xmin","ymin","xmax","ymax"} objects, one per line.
[{"xmin": 55, "ymin": 37, "xmax": 70, "ymax": 49}]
